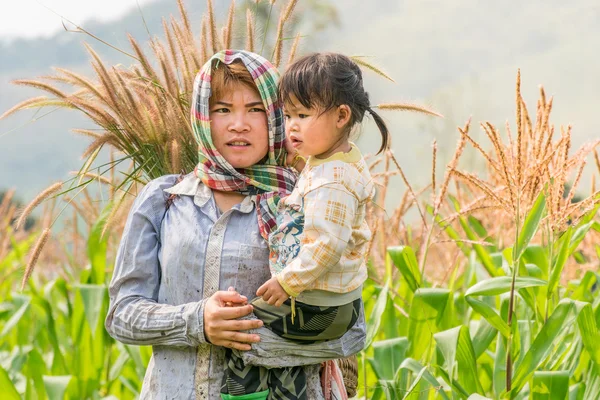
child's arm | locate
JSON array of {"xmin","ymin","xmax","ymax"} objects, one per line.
[{"xmin": 276, "ymin": 182, "xmax": 357, "ymax": 297}]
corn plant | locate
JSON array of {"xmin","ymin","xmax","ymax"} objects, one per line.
[{"xmin": 359, "ymin": 74, "xmax": 600, "ymax": 399}]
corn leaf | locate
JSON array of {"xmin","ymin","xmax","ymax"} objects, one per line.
[{"xmin": 388, "ymin": 246, "xmax": 422, "ymax": 292}]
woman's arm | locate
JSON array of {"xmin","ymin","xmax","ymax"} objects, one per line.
[
  {"xmin": 105, "ymin": 177, "xmax": 263, "ymax": 349},
  {"xmin": 105, "ymin": 178, "xmax": 205, "ymax": 346}
]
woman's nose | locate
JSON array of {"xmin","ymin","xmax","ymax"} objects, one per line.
[{"xmin": 228, "ymin": 112, "xmax": 250, "ymax": 132}]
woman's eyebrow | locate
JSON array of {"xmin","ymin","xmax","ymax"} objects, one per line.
[{"xmin": 245, "ymin": 101, "xmax": 264, "ymax": 107}]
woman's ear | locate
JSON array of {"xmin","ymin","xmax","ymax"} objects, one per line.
[{"xmin": 336, "ymin": 105, "xmax": 352, "ymax": 129}]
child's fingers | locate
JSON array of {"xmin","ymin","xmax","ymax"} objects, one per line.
[
  {"xmin": 261, "ymin": 289, "xmax": 272, "ymax": 303},
  {"xmin": 256, "ymin": 283, "xmax": 266, "ymax": 296},
  {"xmin": 274, "ymin": 297, "xmax": 286, "ymax": 307}
]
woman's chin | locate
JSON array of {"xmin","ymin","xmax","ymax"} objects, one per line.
[{"xmin": 227, "ymin": 157, "xmax": 258, "ymax": 169}]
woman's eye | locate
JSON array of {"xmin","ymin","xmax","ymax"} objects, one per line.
[
  {"xmin": 250, "ymin": 107, "xmax": 266, "ymax": 113},
  {"xmin": 212, "ymin": 108, "xmax": 229, "ymax": 113}
]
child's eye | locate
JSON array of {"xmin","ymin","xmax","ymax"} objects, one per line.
[
  {"xmin": 284, "ymin": 114, "xmax": 291, "ymax": 120},
  {"xmin": 299, "ymin": 114, "xmax": 309, "ymax": 119}
]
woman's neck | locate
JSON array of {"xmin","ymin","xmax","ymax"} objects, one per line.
[{"xmin": 212, "ymin": 190, "xmax": 245, "ymax": 213}]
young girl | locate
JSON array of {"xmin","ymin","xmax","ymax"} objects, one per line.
[{"xmin": 221, "ymin": 53, "xmax": 389, "ymax": 400}]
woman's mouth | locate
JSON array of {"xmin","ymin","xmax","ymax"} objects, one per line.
[{"xmin": 227, "ymin": 141, "xmax": 251, "ymax": 147}]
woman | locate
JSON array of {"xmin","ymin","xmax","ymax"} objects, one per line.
[{"xmin": 105, "ymin": 50, "xmax": 365, "ymax": 399}]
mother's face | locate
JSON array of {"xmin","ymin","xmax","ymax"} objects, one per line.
[{"xmin": 209, "ymin": 82, "xmax": 269, "ymax": 169}]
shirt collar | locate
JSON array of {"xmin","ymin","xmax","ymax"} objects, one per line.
[
  {"xmin": 307, "ymin": 142, "xmax": 362, "ymax": 167},
  {"xmin": 163, "ymin": 173, "xmax": 257, "ymax": 213}
]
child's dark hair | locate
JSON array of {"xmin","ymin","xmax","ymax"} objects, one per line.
[{"xmin": 279, "ymin": 53, "xmax": 390, "ymax": 154}]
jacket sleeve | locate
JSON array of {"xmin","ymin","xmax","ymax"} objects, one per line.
[{"xmin": 104, "ymin": 177, "xmax": 208, "ymax": 347}]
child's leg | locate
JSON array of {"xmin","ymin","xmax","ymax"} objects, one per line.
[
  {"xmin": 220, "ymin": 349, "xmax": 269, "ymax": 400},
  {"xmin": 252, "ymin": 297, "xmax": 361, "ymax": 342},
  {"xmin": 220, "ymin": 349, "xmax": 308, "ymax": 400},
  {"xmin": 267, "ymin": 365, "xmax": 307, "ymax": 400},
  {"xmin": 234, "ymin": 297, "xmax": 364, "ymax": 369}
]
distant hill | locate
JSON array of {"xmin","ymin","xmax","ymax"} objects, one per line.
[{"xmin": 2, "ymin": 0, "xmax": 599, "ymax": 202}]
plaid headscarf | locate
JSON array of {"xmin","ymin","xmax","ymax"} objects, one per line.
[{"xmin": 191, "ymin": 50, "xmax": 297, "ymax": 239}]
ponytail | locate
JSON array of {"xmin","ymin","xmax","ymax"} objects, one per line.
[{"xmin": 367, "ymin": 107, "xmax": 390, "ymax": 154}]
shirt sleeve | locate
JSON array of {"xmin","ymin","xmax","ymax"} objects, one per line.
[
  {"xmin": 276, "ymin": 182, "xmax": 358, "ymax": 297},
  {"xmin": 104, "ymin": 177, "xmax": 207, "ymax": 347}
]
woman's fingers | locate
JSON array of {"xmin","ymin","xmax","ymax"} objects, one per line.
[
  {"xmin": 214, "ymin": 290, "xmax": 247, "ymax": 306},
  {"xmin": 215, "ymin": 316, "xmax": 263, "ymax": 332},
  {"xmin": 215, "ymin": 304, "xmax": 254, "ymax": 320},
  {"xmin": 205, "ymin": 324, "xmax": 262, "ymax": 351}
]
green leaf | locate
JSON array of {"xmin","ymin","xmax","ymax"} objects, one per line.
[
  {"xmin": 401, "ymin": 366, "xmax": 427, "ymax": 400},
  {"xmin": 468, "ymin": 395, "xmax": 493, "ymax": 400},
  {"xmin": 369, "ymin": 338, "xmax": 409, "ymax": 380},
  {"xmin": 366, "ymin": 280, "xmax": 390, "ymax": 348},
  {"xmin": 471, "ymin": 318, "xmax": 498, "ymax": 359},
  {"xmin": 459, "ymin": 216, "xmax": 497, "ymax": 276},
  {"xmin": 514, "ymin": 191, "xmax": 546, "ymax": 261},
  {"xmin": 428, "ymin": 204, "xmax": 469, "ymax": 257},
  {"xmin": 511, "ymin": 299, "xmax": 600, "ymax": 396},
  {"xmin": 0, "ymin": 365, "xmax": 21, "ymax": 400},
  {"xmin": 466, "ymin": 297, "xmax": 510, "ymax": 338},
  {"xmin": 396, "ymin": 358, "xmax": 450, "ymax": 400},
  {"xmin": 75, "ymin": 284, "xmax": 107, "ymax": 334},
  {"xmin": 87, "ymin": 205, "xmax": 111, "ymax": 284},
  {"xmin": 523, "ymin": 245, "xmax": 549, "ymax": 278},
  {"xmin": 447, "ymin": 195, "xmax": 498, "ymax": 276},
  {"xmin": 547, "ymin": 228, "xmax": 573, "ymax": 298},
  {"xmin": 465, "ymin": 276, "xmax": 547, "ymax": 297},
  {"xmin": 434, "ymin": 325, "xmax": 483, "ymax": 395},
  {"xmin": 531, "ymin": 371, "xmax": 569, "ymax": 400},
  {"xmin": 493, "ymin": 330, "xmax": 507, "ymax": 398},
  {"xmin": 43, "ymin": 375, "xmax": 72, "ymax": 400},
  {"xmin": 0, "ymin": 295, "xmax": 31, "ymax": 338},
  {"xmin": 569, "ymin": 221, "xmax": 596, "ymax": 255},
  {"xmin": 408, "ymin": 288, "xmax": 450, "ymax": 360},
  {"xmin": 388, "ymin": 246, "xmax": 422, "ymax": 292}
]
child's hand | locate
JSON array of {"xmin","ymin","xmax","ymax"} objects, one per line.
[
  {"xmin": 283, "ymin": 139, "xmax": 306, "ymax": 172},
  {"xmin": 256, "ymin": 277, "xmax": 289, "ymax": 306}
]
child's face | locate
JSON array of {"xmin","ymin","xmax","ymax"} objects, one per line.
[
  {"xmin": 283, "ymin": 95, "xmax": 350, "ymax": 159},
  {"xmin": 209, "ymin": 82, "xmax": 269, "ymax": 168}
]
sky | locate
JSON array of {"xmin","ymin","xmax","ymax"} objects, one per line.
[{"xmin": 0, "ymin": 0, "xmax": 157, "ymax": 40}]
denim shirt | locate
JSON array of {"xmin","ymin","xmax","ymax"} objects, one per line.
[{"xmin": 105, "ymin": 174, "xmax": 366, "ymax": 399}]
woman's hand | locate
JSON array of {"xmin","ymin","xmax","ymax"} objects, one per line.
[
  {"xmin": 203, "ymin": 290, "xmax": 263, "ymax": 351},
  {"xmin": 256, "ymin": 276, "xmax": 290, "ymax": 306}
]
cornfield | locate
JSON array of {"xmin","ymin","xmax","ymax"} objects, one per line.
[{"xmin": 1, "ymin": 0, "xmax": 600, "ymax": 399}]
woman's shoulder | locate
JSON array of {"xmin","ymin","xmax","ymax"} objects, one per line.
[
  {"xmin": 137, "ymin": 174, "xmax": 181, "ymax": 203},
  {"xmin": 128, "ymin": 174, "xmax": 181, "ymax": 224}
]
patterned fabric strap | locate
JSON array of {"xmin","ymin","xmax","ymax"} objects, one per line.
[{"xmin": 190, "ymin": 50, "xmax": 297, "ymax": 238}]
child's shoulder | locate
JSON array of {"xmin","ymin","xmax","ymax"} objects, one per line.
[{"xmin": 305, "ymin": 159, "xmax": 373, "ymax": 199}]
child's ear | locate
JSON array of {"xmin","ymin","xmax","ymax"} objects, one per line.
[{"xmin": 336, "ymin": 105, "xmax": 352, "ymax": 129}]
